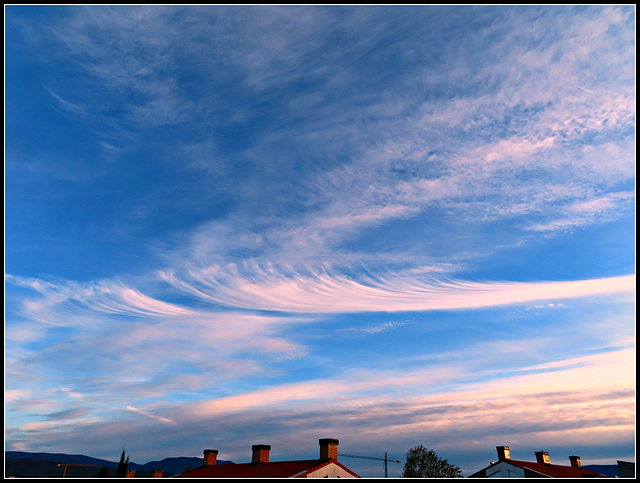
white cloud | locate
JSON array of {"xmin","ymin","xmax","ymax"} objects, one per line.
[
  {"xmin": 9, "ymin": 344, "xmax": 633, "ymax": 466},
  {"xmin": 163, "ymin": 265, "xmax": 634, "ymax": 313},
  {"xmin": 6, "ymin": 275, "xmax": 193, "ymax": 326},
  {"xmin": 527, "ymin": 191, "xmax": 635, "ymax": 233},
  {"xmin": 5, "ymin": 389, "xmax": 31, "ymax": 402},
  {"xmin": 5, "ymin": 6, "xmax": 635, "ymax": 469}
]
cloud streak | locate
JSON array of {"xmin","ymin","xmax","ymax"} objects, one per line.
[
  {"xmin": 126, "ymin": 406, "xmax": 176, "ymax": 425},
  {"xmin": 162, "ymin": 267, "xmax": 634, "ymax": 313},
  {"xmin": 5, "ymin": 5, "xmax": 635, "ymax": 474},
  {"xmin": 6, "ymin": 275, "xmax": 193, "ymax": 325},
  {"xmin": 9, "ymin": 344, "xmax": 634, "ymax": 470}
]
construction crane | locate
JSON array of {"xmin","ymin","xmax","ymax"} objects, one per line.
[{"xmin": 341, "ymin": 452, "xmax": 401, "ymax": 478}]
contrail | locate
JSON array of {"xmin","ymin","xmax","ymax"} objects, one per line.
[
  {"xmin": 126, "ymin": 406, "xmax": 176, "ymax": 424},
  {"xmin": 574, "ymin": 85, "xmax": 595, "ymax": 94}
]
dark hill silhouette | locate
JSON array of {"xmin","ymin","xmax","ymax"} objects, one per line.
[
  {"xmin": 5, "ymin": 451, "xmax": 233, "ymax": 478},
  {"xmin": 582, "ymin": 464, "xmax": 621, "ymax": 478},
  {"xmin": 6, "ymin": 451, "xmax": 117, "ymax": 467},
  {"xmin": 6, "ymin": 451, "xmax": 623, "ymax": 478}
]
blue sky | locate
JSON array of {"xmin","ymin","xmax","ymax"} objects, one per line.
[{"xmin": 4, "ymin": 5, "xmax": 635, "ymax": 477}]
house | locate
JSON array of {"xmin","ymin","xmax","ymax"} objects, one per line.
[
  {"xmin": 174, "ymin": 438, "xmax": 361, "ymax": 478},
  {"xmin": 617, "ymin": 460, "xmax": 635, "ymax": 478},
  {"xmin": 468, "ymin": 446, "xmax": 608, "ymax": 478}
]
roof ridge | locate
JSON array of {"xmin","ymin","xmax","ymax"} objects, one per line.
[
  {"xmin": 502, "ymin": 459, "xmax": 606, "ymax": 477},
  {"xmin": 231, "ymin": 457, "xmax": 323, "ymax": 464}
]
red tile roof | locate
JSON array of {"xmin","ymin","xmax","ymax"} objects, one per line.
[
  {"xmin": 469, "ymin": 459, "xmax": 607, "ymax": 478},
  {"xmin": 174, "ymin": 458, "xmax": 360, "ymax": 478},
  {"xmin": 512, "ymin": 459, "xmax": 607, "ymax": 478}
]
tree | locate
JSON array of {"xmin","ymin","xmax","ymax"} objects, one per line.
[
  {"xmin": 402, "ymin": 445, "xmax": 462, "ymax": 478},
  {"xmin": 116, "ymin": 448, "xmax": 130, "ymax": 478},
  {"xmin": 96, "ymin": 466, "xmax": 109, "ymax": 478}
]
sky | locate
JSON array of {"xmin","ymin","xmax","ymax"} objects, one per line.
[{"xmin": 4, "ymin": 5, "xmax": 636, "ymax": 478}]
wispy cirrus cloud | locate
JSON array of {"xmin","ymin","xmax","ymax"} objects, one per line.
[
  {"xmin": 161, "ymin": 265, "xmax": 634, "ymax": 313},
  {"xmin": 5, "ymin": 5, "xmax": 634, "ymax": 473},
  {"xmin": 527, "ymin": 192, "xmax": 636, "ymax": 233},
  {"xmin": 10, "ymin": 6, "xmax": 635, "ymax": 251},
  {"xmin": 5, "ymin": 275, "xmax": 193, "ymax": 325}
]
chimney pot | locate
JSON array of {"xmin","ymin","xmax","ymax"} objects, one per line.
[
  {"xmin": 152, "ymin": 468, "xmax": 164, "ymax": 478},
  {"xmin": 252, "ymin": 444, "xmax": 271, "ymax": 464},
  {"xmin": 535, "ymin": 450, "xmax": 551, "ymax": 465},
  {"xmin": 569, "ymin": 455, "xmax": 582, "ymax": 468},
  {"xmin": 319, "ymin": 438, "xmax": 339, "ymax": 461},
  {"xmin": 496, "ymin": 446, "xmax": 510, "ymax": 461},
  {"xmin": 203, "ymin": 449, "xmax": 218, "ymax": 467}
]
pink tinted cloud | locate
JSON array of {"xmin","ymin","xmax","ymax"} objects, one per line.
[
  {"xmin": 7, "ymin": 342, "xmax": 633, "ymax": 464},
  {"xmin": 6, "ymin": 275, "xmax": 193, "ymax": 325},
  {"xmin": 114, "ymin": 346, "xmax": 634, "ymax": 464},
  {"xmin": 164, "ymin": 268, "xmax": 634, "ymax": 313},
  {"xmin": 167, "ymin": 344, "xmax": 634, "ymax": 424}
]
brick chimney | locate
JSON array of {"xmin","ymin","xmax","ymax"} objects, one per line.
[
  {"xmin": 126, "ymin": 469, "xmax": 136, "ymax": 478},
  {"xmin": 152, "ymin": 468, "xmax": 164, "ymax": 478},
  {"xmin": 319, "ymin": 438, "xmax": 339, "ymax": 461},
  {"xmin": 203, "ymin": 449, "xmax": 218, "ymax": 467},
  {"xmin": 535, "ymin": 450, "xmax": 550, "ymax": 465},
  {"xmin": 252, "ymin": 444, "xmax": 271, "ymax": 464},
  {"xmin": 569, "ymin": 455, "xmax": 582, "ymax": 468},
  {"xmin": 496, "ymin": 446, "xmax": 510, "ymax": 461}
]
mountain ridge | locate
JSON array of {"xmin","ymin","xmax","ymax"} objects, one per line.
[
  {"xmin": 6, "ymin": 450, "xmax": 624, "ymax": 478},
  {"xmin": 5, "ymin": 450, "xmax": 233, "ymax": 478}
]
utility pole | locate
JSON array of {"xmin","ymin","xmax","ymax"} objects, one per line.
[{"xmin": 341, "ymin": 452, "xmax": 402, "ymax": 478}]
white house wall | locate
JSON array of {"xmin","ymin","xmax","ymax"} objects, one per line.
[
  {"xmin": 485, "ymin": 461, "xmax": 526, "ymax": 478},
  {"xmin": 305, "ymin": 463, "xmax": 358, "ymax": 478}
]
